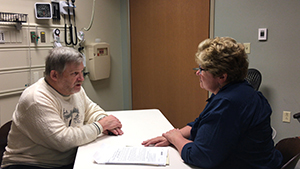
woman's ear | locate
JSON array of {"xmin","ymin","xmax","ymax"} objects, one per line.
[{"xmin": 218, "ymin": 73, "xmax": 228, "ymax": 84}]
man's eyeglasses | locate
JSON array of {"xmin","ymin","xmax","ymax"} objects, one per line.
[{"xmin": 193, "ymin": 65, "xmax": 207, "ymax": 74}]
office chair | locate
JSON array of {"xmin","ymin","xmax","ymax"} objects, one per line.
[
  {"xmin": 293, "ymin": 112, "xmax": 300, "ymax": 122},
  {"xmin": 281, "ymin": 153, "xmax": 300, "ymax": 169},
  {"xmin": 274, "ymin": 113, "xmax": 300, "ymax": 169},
  {"xmin": 246, "ymin": 68, "xmax": 276, "ymax": 139},
  {"xmin": 276, "ymin": 137, "xmax": 300, "ymax": 169},
  {"xmin": 0, "ymin": 120, "xmax": 12, "ymax": 166},
  {"xmin": 245, "ymin": 68, "xmax": 262, "ymax": 91}
]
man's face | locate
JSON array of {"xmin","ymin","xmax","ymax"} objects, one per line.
[{"xmin": 56, "ymin": 62, "xmax": 85, "ymax": 96}]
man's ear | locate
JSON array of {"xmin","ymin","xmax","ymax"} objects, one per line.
[{"xmin": 49, "ymin": 70, "xmax": 59, "ymax": 81}]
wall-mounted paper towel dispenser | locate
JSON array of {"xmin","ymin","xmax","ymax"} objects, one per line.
[{"xmin": 86, "ymin": 42, "xmax": 110, "ymax": 81}]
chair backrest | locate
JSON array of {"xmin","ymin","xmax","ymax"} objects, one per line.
[
  {"xmin": 0, "ymin": 120, "xmax": 12, "ymax": 165},
  {"xmin": 275, "ymin": 137, "xmax": 300, "ymax": 169},
  {"xmin": 281, "ymin": 153, "xmax": 300, "ymax": 169},
  {"xmin": 293, "ymin": 112, "xmax": 300, "ymax": 123},
  {"xmin": 245, "ymin": 68, "xmax": 262, "ymax": 91}
]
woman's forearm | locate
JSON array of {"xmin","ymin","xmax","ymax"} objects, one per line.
[{"xmin": 180, "ymin": 125, "xmax": 192, "ymax": 138}]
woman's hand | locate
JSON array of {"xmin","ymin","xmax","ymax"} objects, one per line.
[
  {"xmin": 162, "ymin": 128, "xmax": 183, "ymax": 144},
  {"xmin": 163, "ymin": 128, "xmax": 192, "ymax": 155},
  {"xmin": 142, "ymin": 136, "xmax": 171, "ymax": 147}
]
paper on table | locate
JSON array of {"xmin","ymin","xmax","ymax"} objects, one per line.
[{"xmin": 93, "ymin": 144, "xmax": 169, "ymax": 166}]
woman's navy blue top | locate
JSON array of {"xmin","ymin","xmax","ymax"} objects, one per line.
[{"xmin": 182, "ymin": 80, "xmax": 282, "ymax": 169}]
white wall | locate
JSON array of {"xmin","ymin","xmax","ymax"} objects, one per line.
[
  {"xmin": 214, "ymin": 0, "xmax": 300, "ymax": 143},
  {"xmin": 0, "ymin": 0, "xmax": 131, "ymax": 125}
]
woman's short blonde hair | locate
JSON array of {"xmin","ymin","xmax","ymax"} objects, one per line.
[{"xmin": 195, "ymin": 37, "xmax": 249, "ymax": 83}]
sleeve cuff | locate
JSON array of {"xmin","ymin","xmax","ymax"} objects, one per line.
[
  {"xmin": 93, "ymin": 121, "xmax": 104, "ymax": 135},
  {"xmin": 96, "ymin": 114, "xmax": 108, "ymax": 121}
]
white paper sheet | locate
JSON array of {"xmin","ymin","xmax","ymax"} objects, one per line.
[{"xmin": 93, "ymin": 144, "xmax": 169, "ymax": 166}]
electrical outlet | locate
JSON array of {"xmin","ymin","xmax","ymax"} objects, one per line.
[{"xmin": 283, "ymin": 111, "xmax": 291, "ymax": 123}]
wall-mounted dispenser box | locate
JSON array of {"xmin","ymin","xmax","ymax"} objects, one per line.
[{"xmin": 86, "ymin": 42, "xmax": 110, "ymax": 81}]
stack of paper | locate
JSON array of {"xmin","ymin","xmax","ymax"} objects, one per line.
[{"xmin": 93, "ymin": 144, "xmax": 169, "ymax": 166}]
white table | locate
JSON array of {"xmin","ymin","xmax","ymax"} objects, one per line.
[{"xmin": 73, "ymin": 109, "xmax": 200, "ymax": 169}]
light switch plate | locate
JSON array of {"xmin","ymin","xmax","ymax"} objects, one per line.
[
  {"xmin": 283, "ymin": 111, "xmax": 291, "ymax": 123},
  {"xmin": 243, "ymin": 43, "xmax": 250, "ymax": 54}
]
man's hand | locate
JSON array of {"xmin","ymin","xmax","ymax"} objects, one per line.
[{"xmin": 98, "ymin": 115, "xmax": 123, "ymax": 135}]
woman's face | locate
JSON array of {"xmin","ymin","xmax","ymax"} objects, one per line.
[{"xmin": 196, "ymin": 68, "xmax": 221, "ymax": 95}]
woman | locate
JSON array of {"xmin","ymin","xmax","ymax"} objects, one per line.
[{"xmin": 142, "ymin": 37, "xmax": 282, "ymax": 168}]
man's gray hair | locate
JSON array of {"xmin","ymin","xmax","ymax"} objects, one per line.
[{"xmin": 45, "ymin": 47, "xmax": 83, "ymax": 76}]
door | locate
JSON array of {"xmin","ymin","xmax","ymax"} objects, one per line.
[{"xmin": 130, "ymin": 0, "xmax": 210, "ymax": 128}]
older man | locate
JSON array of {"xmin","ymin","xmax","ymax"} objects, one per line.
[{"xmin": 1, "ymin": 47, "xmax": 123, "ymax": 169}]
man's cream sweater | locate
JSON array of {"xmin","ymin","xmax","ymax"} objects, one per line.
[{"xmin": 1, "ymin": 78, "xmax": 107, "ymax": 168}]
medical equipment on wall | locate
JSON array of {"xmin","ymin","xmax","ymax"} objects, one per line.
[
  {"xmin": 0, "ymin": 12, "xmax": 28, "ymax": 30},
  {"xmin": 53, "ymin": 28, "xmax": 62, "ymax": 47},
  {"xmin": 30, "ymin": 26, "xmax": 40, "ymax": 45},
  {"xmin": 51, "ymin": 1, "xmax": 60, "ymax": 21},
  {"xmin": 34, "ymin": 2, "xmax": 52, "ymax": 19},
  {"xmin": 77, "ymin": 31, "xmax": 86, "ymax": 67},
  {"xmin": 60, "ymin": 0, "xmax": 77, "ymax": 46},
  {"xmin": 85, "ymin": 42, "xmax": 110, "ymax": 81}
]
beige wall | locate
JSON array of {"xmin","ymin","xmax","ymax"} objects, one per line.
[{"xmin": 0, "ymin": 0, "xmax": 128, "ymax": 125}]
